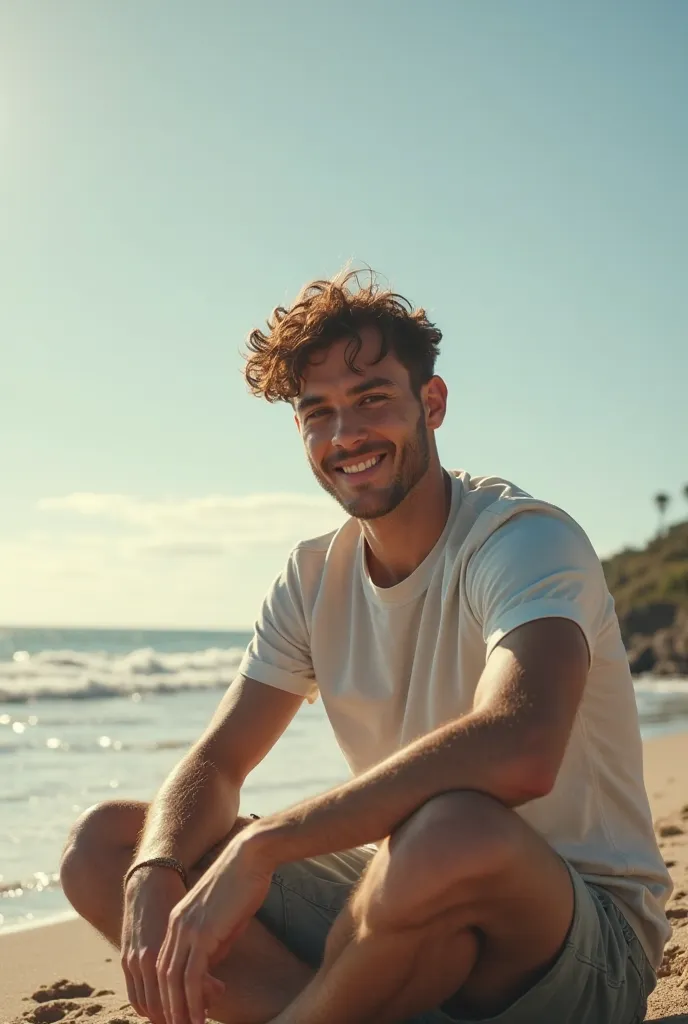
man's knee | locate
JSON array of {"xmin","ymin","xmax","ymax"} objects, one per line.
[
  {"xmin": 361, "ymin": 791, "xmax": 522, "ymax": 930},
  {"xmin": 62, "ymin": 799, "xmax": 144, "ymax": 860},
  {"xmin": 60, "ymin": 799, "xmax": 145, "ymax": 907},
  {"xmin": 394, "ymin": 790, "xmax": 520, "ymax": 876},
  {"xmin": 60, "ymin": 800, "xmax": 257, "ymax": 906}
]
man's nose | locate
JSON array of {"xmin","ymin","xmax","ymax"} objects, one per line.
[{"xmin": 331, "ymin": 409, "xmax": 367, "ymax": 449}]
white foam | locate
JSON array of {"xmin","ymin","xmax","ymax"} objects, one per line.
[
  {"xmin": 0, "ymin": 646, "xmax": 246, "ymax": 702},
  {"xmin": 633, "ymin": 677, "xmax": 688, "ymax": 696},
  {"xmin": 0, "ymin": 909, "xmax": 78, "ymax": 935}
]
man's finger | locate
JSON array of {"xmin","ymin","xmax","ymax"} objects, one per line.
[
  {"xmin": 122, "ymin": 958, "xmax": 145, "ymax": 1018},
  {"xmin": 203, "ymin": 974, "xmax": 225, "ymax": 999},
  {"xmin": 185, "ymin": 945, "xmax": 211, "ymax": 1024},
  {"xmin": 167, "ymin": 937, "xmax": 193, "ymax": 1024},
  {"xmin": 127, "ymin": 957, "xmax": 149, "ymax": 1019},
  {"xmin": 140, "ymin": 950, "xmax": 167, "ymax": 1024},
  {"xmin": 157, "ymin": 941, "xmax": 174, "ymax": 1024}
]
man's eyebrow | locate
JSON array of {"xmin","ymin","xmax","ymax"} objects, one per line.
[
  {"xmin": 347, "ymin": 376, "xmax": 398, "ymax": 397},
  {"xmin": 296, "ymin": 376, "xmax": 398, "ymax": 413}
]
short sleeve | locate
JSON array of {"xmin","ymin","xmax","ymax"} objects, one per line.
[
  {"xmin": 238, "ymin": 552, "xmax": 319, "ymax": 704},
  {"xmin": 466, "ymin": 511, "xmax": 609, "ymax": 664}
]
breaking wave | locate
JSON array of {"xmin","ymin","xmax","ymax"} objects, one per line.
[{"xmin": 0, "ymin": 646, "xmax": 246, "ymax": 703}]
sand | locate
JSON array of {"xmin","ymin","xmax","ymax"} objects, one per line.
[
  {"xmin": 638, "ymin": 732, "xmax": 688, "ymax": 1021},
  {"xmin": 1, "ymin": 732, "xmax": 687, "ymax": 1023}
]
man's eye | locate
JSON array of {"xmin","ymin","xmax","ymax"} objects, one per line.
[
  {"xmin": 306, "ymin": 408, "xmax": 329, "ymax": 422},
  {"xmin": 360, "ymin": 394, "xmax": 387, "ymax": 406}
]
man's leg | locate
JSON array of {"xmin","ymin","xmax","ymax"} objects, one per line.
[
  {"xmin": 270, "ymin": 791, "xmax": 575, "ymax": 1024},
  {"xmin": 60, "ymin": 801, "xmax": 314, "ymax": 1024}
]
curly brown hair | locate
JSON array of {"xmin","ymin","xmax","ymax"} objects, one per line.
[{"xmin": 244, "ymin": 269, "xmax": 442, "ymax": 403}]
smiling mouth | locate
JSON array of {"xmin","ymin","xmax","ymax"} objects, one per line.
[{"xmin": 334, "ymin": 453, "xmax": 387, "ymax": 478}]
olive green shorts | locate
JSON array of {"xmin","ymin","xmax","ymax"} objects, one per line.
[{"xmin": 253, "ymin": 841, "xmax": 657, "ymax": 1024}]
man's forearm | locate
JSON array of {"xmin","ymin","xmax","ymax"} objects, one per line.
[
  {"xmin": 249, "ymin": 711, "xmax": 547, "ymax": 868},
  {"xmin": 135, "ymin": 748, "xmax": 241, "ymax": 871}
]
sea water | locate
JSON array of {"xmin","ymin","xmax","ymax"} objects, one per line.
[{"xmin": 1, "ymin": 626, "xmax": 687, "ymax": 931}]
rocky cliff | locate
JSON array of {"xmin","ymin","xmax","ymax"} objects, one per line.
[{"xmin": 602, "ymin": 519, "xmax": 688, "ymax": 676}]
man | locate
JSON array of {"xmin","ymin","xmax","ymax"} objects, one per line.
[{"xmin": 61, "ymin": 270, "xmax": 671, "ymax": 1024}]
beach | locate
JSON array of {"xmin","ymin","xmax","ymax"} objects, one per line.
[{"xmin": 0, "ymin": 732, "xmax": 686, "ymax": 1023}]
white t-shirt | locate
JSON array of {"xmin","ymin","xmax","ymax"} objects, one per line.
[{"xmin": 239, "ymin": 470, "xmax": 672, "ymax": 967}]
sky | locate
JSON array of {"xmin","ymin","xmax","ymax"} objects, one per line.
[{"xmin": 1, "ymin": 1, "xmax": 687, "ymax": 629}]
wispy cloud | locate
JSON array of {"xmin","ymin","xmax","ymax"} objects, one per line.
[
  {"xmin": 142, "ymin": 541, "xmax": 228, "ymax": 558},
  {"xmin": 38, "ymin": 491, "xmax": 345, "ymax": 552},
  {"xmin": 1, "ymin": 491, "xmax": 348, "ymax": 626}
]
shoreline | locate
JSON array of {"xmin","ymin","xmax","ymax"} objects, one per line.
[
  {"xmin": 2, "ymin": 733, "xmax": 688, "ymax": 1022},
  {"xmin": 0, "ymin": 909, "xmax": 78, "ymax": 936}
]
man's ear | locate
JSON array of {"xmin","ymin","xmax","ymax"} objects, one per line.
[{"xmin": 423, "ymin": 376, "xmax": 448, "ymax": 430}]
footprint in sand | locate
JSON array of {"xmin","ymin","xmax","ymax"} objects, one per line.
[
  {"xmin": 657, "ymin": 942, "xmax": 683, "ymax": 977},
  {"xmin": 17, "ymin": 981, "xmax": 121, "ymax": 1024},
  {"xmin": 22, "ymin": 1001, "xmax": 80, "ymax": 1023},
  {"xmin": 659, "ymin": 823, "xmax": 685, "ymax": 838},
  {"xmin": 667, "ymin": 913, "xmax": 688, "ymax": 937},
  {"xmin": 31, "ymin": 982, "xmax": 94, "ymax": 1004}
]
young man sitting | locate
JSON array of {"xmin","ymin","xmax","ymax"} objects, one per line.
[{"xmin": 61, "ymin": 271, "xmax": 670, "ymax": 1024}]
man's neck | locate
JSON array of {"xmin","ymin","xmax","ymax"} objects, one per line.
[{"xmin": 361, "ymin": 465, "xmax": 452, "ymax": 588}]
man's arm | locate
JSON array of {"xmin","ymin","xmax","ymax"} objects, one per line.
[
  {"xmin": 120, "ymin": 676, "xmax": 303, "ymax": 1024},
  {"xmin": 247, "ymin": 617, "xmax": 589, "ymax": 867},
  {"xmin": 132, "ymin": 674, "xmax": 304, "ymax": 875}
]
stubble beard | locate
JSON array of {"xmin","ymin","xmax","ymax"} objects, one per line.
[{"xmin": 308, "ymin": 408, "xmax": 431, "ymax": 521}]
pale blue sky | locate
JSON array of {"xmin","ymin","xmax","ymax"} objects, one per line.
[{"xmin": 1, "ymin": 1, "xmax": 686, "ymax": 628}]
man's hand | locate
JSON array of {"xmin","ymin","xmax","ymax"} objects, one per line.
[
  {"xmin": 121, "ymin": 868, "xmax": 224, "ymax": 1024},
  {"xmin": 157, "ymin": 828, "xmax": 273, "ymax": 1024}
]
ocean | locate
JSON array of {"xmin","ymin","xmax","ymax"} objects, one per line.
[{"xmin": 1, "ymin": 626, "xmax": 687, "ymax": 933}]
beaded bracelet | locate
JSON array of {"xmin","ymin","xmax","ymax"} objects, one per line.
[{"xmin": 124, "ymin": 855, "xmax": 189, "ymax": 890}]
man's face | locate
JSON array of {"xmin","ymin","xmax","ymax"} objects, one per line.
[{"xmin": 294, "ymin": 327, "xmax": 438, "ymax": 520}]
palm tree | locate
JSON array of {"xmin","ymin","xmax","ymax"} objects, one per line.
[
  {"xmin": 654, "ymin": 492, "xmax": 670, "ymax": 536},
  {"xmin": 684, "ymin": 482, "xmax": 688, "ymax": 506}
]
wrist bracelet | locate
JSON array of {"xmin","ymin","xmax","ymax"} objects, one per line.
[{"xmin": 124, "ymin": 856, "xmax": 189, "ymax": 890}]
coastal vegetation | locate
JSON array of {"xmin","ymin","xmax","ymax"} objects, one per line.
[{"xmin": 602, "ymin": 487, "xmax": 688, "ymax": 676}]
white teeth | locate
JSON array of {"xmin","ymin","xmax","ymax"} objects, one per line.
[{"xmin": 341, "ymin": 455, "xmax": 382, "ymax": 475}]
